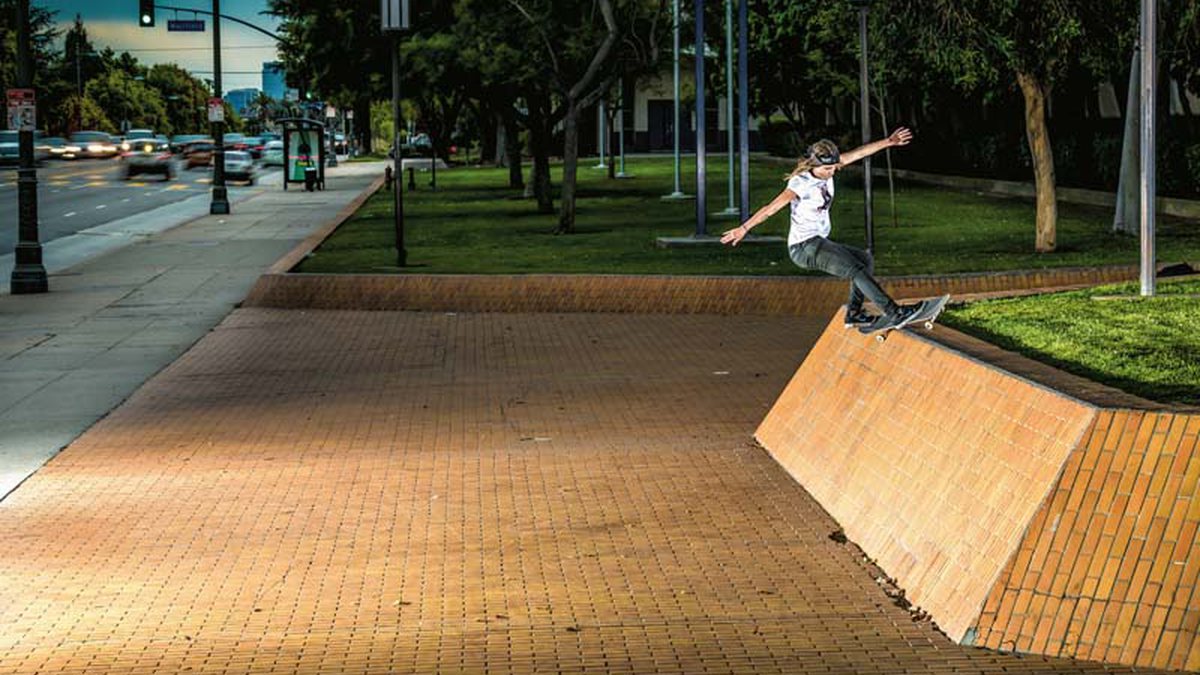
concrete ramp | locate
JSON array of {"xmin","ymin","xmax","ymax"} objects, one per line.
[{"xmin": 755, "ymin": 314, "xmax": 1200, "ymax": 671}]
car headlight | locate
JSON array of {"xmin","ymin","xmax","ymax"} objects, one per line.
[{"xmin": 65, "ymin": 145, "xmax": 81, "ymax": 152}]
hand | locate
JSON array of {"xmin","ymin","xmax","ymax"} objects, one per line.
[
  {"xmin": 888, "ymin": 127, "xmax": 913, "ymax": 147},
  {"xmin": 721, "ymin": 224, "xmax": 749, "ymax": 246}
]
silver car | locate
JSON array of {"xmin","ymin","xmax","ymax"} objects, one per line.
[
  {"xmin": 220, "ymin": 150, "xmax": 256, "ymax": 184},
  {"xmin": 123, "ymin": 140, "xmax": 175, "ymax": 180}
]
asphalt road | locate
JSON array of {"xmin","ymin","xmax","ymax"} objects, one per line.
[{"xmin": 0, "ymin": 158, "xmax": 281, "ymax": 255}]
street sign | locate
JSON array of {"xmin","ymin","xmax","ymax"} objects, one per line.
[
  {"xmin": 347, "ymin": 110, "xmax": 355, "ymax": 120},
  {"xmin": 207, "ymin": 97, "xmax": 225, "ymax": 123},
  {"xmin": 6, "ymin": 89, "xmax": 35, "ymax": 131},
  {"xmin": 325, "ymin": 105, "xmax": 337, "ymax": 119},
  {"xmin": 381, "ymin": 0, "xmax": 409, "ymax": 31},
  {"xmin": 167, "ymin": 19, "xmax": 205, "ymax": 32}
]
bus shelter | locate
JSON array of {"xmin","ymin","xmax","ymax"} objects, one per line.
[{"xmin": 278, "ymin": 118, "xmax": 326, "ymax": 191}]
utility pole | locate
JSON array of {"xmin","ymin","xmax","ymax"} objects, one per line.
[
  {"xmin": 661, "ymin": 0, "xmax": 689, "ymax": 200},
  {"xmin": 694, "ymin": 0, "xmax": 707, "ymax": 236},
  {"xmin": 10, "ymin": 0, "xmax": 48, "ymax": 294},
  {"xmin": 737, "ymin": 0, "xmax": 750, "ymax": 222},
  {"xmin": 209, "ymin": 0, "xmax": 230, "ymax": 214}
]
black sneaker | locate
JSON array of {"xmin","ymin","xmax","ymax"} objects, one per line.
[
  {"xmin": 860, "ymin": 303, "xmax": 920, "ymax": 333},
  {"xmin": 843, "ymin": 308, "xmax": 877, "ymax": 328}
]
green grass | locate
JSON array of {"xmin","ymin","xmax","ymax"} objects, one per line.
[
  {"xmin": 942, "ymin": 278, "xmax": 1200, "ymax": 406},
  {"xmin": 297, "ymin": 156, "xmax": 1200, "ymax": 276}
]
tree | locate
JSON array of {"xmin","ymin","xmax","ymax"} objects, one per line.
[
  {"xmin": 508, "ymin": 0, "xmax": 668, "ymax": 233},
  {"xmin": 0, "ymin": 0, "xmax": 60, "ymax": 130},
  {"xmin": 85, "ymin": 69, "xmax": 169, "ymax": 135},
  {"xmin": 887, "ymin": 0, "xmax": 1095, "ymax": 253}
]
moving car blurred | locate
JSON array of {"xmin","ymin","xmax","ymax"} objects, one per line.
[
  {"xmin": 260, "ymin": 140, "xmax": 284, "ymax": 167},
  {"xmin": 120, "ymin": 129, "xmax": 156, "ymax": 152},
  {"xmin": 39, "ymin": 136, "xmax": 69, "ymax": 159},
  {"xmin": 123, "ymin": 141, "xmax": 175, "ymax": 180},
  {"xmin": 0, "ymin": 131, "xmax": 51, "ymax": 164},
  {"xmin": 66, "ymin": 131, "xmax": 120, "ymax": 159},
  {"xmin": 183, "ymin": 140, "xmax": 214, "ymax": 169},
  {"xmin": 170, "ymin": 134, "xmax": 207, "ymax": 153},
  {"xmin": 220, "ymin": 151, "xmax": 255, "ymax": 184},
  {"xmin": 242, "ymin": 136, "xmax": 265, "ymax": 159}
]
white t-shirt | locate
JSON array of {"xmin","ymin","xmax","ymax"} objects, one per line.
[{"xmin": 785, "ymin": 172, "xmax": 834, "ymax": 246}]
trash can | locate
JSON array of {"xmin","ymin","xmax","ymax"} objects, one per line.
[{"xmin": 304, "ymin": 166, "xmax": 317, "ymax": 192}]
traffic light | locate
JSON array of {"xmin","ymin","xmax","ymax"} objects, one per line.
[{"xmin": 138, "ymin": 0, "xmax": 155, "ymax": 27}]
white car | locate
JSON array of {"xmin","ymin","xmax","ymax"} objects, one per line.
[
  {"xmin": 261, "ymin": 140, "xmax": 284, "ymax": 167},
  {"xmin": 220, "ymin": 150, "xmax": 256, "ymax": 184}
]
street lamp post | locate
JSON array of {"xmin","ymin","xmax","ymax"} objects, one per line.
[
  {"xmin": 10, "ymin": 0, "xmax": 48, "ymax": 294},
  {"xmin": 695, "ymin": 0, "xmax": 707, "ymax": 236},
  {"xmin": 616, "ymin": 78, "xmax": 630, "ymax": 178},
  {"xmin": 717, "ymin": 0, "xmax": 738, "ymax": 218},
  {"xmin": 1139, "ymin": 0, "xmax": 1156, "ymax": 296},
  {"xmin": 662, "ymin": 0, "xmax": 690, "ymax": 200},
  {"xmin": 209, "ymin": 0, "xmax": 230, "ymax": 215},
  {"xmin": 851, "ymin": 0, "xmax": 873, "ymax": 253},
  {"xmin": 737, "ymin": 0, "xmax": 750, "ymax": 222}
]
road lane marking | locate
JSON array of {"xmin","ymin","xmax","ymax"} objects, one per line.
[
  {"xmin": 96, "ymin": 204, "xmax": 106, "ymax": 209},
  {"xmin": 64, "ymin": 212, "xmax": 76, "ymax": 218},
  {"xmin": 121, "ymin": 198, "xmax": 131, "ymax": 202}
]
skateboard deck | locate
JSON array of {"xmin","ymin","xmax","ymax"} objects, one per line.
[{"xmin": 860, "ymin": 294, "xmax": 950, "ymax": 342}]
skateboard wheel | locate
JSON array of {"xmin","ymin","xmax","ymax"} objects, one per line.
[
  {"xmin": 924, "ymin": 321, "xmax": 934, "ymax": 330},
  {"xmin": 875, "ymin": 334, "xmax": 886, "ymax": 344}
]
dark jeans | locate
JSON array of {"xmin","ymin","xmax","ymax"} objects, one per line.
[{"xmin": 789, "ymin": 237, "xmax": 896, "ymax": 313}]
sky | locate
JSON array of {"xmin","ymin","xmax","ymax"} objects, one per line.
[{"xmin": 34, "ymin": 0, "xmax": 284, "ymax": 91}]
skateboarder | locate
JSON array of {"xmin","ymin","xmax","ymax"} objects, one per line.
[{"xmin": 720, "ymin": 128, "xmax": 917, "ymax": 331}]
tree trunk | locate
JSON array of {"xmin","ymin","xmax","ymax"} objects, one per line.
[
  {"xmin": 527, "ymin": 96, "xmax": 554, "ymax": 213},
  {"xmin": 502, "ymin": 106, "xmax": 524, "ymax": 188},
  {"xmin": 1017, "ymin": 71, "xmax": 1058, "ymax": 253},
  {"xmin": 478, "ymin": 103, "xmax": 498, "ymax": 167},
  {"xmin": 557, "ymin": 101, "xmax": 581, "ymax": 234}
]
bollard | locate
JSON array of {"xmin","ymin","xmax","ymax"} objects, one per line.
[{"xmin": 408, "ymin": 167, "xmax": 417, "ymax": 191}]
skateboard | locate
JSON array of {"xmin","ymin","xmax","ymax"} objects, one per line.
[{"xmin": 859, "ymin": 294, "xmax": 950, "ymax": 343}]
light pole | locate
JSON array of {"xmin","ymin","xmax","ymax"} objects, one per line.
[
  {"xmin": 694, "ymin": 0, "xmax": 707, "ymax": 236},
  {"xmin": 616, "ymin": 78, "xmax": 630, "ymax": 178},
  {"xmin": 662, "ymin": 0, "xmax": 690, "ymax": 200},
  {"xmin": 209, "ymin": 0, "xmax": 230, "ymax": 215},
  {"xmin": 737, "ymin": 0, "xmax": 750, "ymax": 222},
  {"xmin": 595, "ymin": 101, "xmax": 608, "ymax": 169},
  {"xmin": 1139, "ymin": 0, "xmax": 1156, "ymax": 296},
  {"xmin": 851, "ymin": 0, "xmax": 873, "ymax": 253},
  {"xmin": 717, "ymin": 0, "xmax": 738, "ymax": 218},
  {"xmin": 10, "ymin": 0, "xmax": 47, "ymax": 294}
]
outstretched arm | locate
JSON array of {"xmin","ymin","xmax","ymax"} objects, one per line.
[
  {"xmin": 720, "ymin": 186, "xmax": 796, "ymax": 246},
  {"xmin": 838, "ymin": 127, "xmax": 913, "ymax": 166}
]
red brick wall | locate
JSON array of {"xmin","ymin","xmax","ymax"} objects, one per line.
[
  {"xmin": 973, "ymin": 410, "xmax": 1200, "ymax": 671},
  {"xmin": 754, "ymin": 316, "xmax": 1200, "ymax": 671},
  {"xmin": 754, "ymin": 314, "xmax": 1097, "ymax": 642}
]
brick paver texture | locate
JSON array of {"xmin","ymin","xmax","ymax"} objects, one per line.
[{"xmin": 0, "ymin": 309, "xmax": 1176, "ymax": 674}]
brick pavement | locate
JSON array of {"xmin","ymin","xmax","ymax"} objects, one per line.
[{"xmin": 0, "ymin": 309, "xmax": 1179, "ymax": 673}]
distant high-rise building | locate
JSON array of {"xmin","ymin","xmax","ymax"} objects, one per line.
[
  {"xmin": 225, "ymin": 88, "xmax": 259, "ymax": 117},
  {"xmin": 262, "ymin": 62, "xmax": 297, "ymax": 102}
]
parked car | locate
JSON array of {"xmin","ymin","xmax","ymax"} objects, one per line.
[
  {"xmin": 220, "ymin": 151, "xmax": 255, "ymax": 184},
  {"xmin": 123, "ymin": 141, "xmax": 175, "ymax": 180},
  {"xmin": 183, "ymin": 140, "xmax": 215, "ymax": 169},
  {"xmin": 260, "ymin": 140, "xmax": 284, "ymax": 167},
  {"xmin": 66, "ymin": 131, "xmax": 120, "ymax": 159}
]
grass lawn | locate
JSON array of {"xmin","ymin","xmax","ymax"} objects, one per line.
[
  {"xmin": 297, "ymin": 156, "xmax": 1200, "ymax": 276},
  {"xmin": 942, "ymin": 277, "xmax": 1200, "ymax": 406}
]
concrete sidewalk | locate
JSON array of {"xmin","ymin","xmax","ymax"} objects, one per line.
[{"xmin": 0, "ymin": 162, "xmax": 385, "ymax": 499}]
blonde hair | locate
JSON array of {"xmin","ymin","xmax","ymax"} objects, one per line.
[{"xmin": 785, "ymin": 139, "xmax": 840, "ymax": 180}]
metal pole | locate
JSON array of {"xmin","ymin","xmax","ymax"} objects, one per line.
[
  {"xmin": 663, "ymin": 0, "xmax": 687, "ymax": 199},
  {"xmin": 857, "ymin": 1, "xmax": 873, "ymax": 253},
  {"xmin": 209, "ymin": 0, "xmax": 230, "ymax": 214},
  {"xmin": 719, "ymin": 0, "xmax": 737, "ymax": 217},
  {"xmin": 737, "ymin": 0, "xmax": 750, "ymax": 222},
  {"xmin": 695, "ymin": 0, "xmax": 707, "ymax": 235},
  {"xmin": 10, "ymin": 0, "xmax": 47, "ymax": 294},
  {"xmin": 617, "ymin": 77, "xmax": 629, "ymax": 178},
  {"xmin": 596, "ymin": 101, "xmax": 607, "ymax": 168},
  {"xmin": 1139, "ymin": 0, "xmax": 1156, "ymax": 296},
  {"xmin": 392, "ymin": 35, "xmax": 406, "ymax": 267}
]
